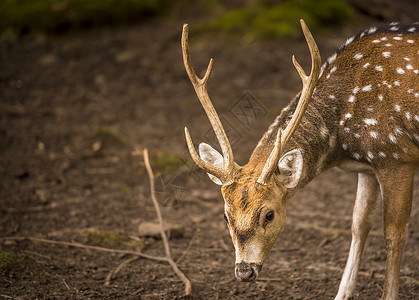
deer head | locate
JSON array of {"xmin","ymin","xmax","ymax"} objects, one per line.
[{"xmin": 181, "ymin": 20, "xmax": 321, "ymax": 281}]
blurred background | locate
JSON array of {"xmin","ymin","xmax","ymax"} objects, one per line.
[{"xmin": 1, "ymin": 0, "xmax": 418, "ymax": 299}]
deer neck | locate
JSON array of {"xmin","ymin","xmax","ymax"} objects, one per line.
[{"xmin": 248, "ymin": 93, "xmax": 341, "ymax": 193}]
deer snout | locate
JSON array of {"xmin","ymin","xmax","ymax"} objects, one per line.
[{"xmin": 235, "ymin": 262, "xmax": 261, "ymax": 282}]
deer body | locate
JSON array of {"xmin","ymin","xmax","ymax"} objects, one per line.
[{"xmin": 181, "ymin": 21, "xmax": 418, "ymax": 299}]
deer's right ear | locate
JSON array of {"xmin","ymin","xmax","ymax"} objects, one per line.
[
  {"xmin": 198, "ymin": 143, "xmax": 224, "ymax": 185},
  {"xmin": 277, "ymin": 149, "xmax": 303, "ymax": 189}
]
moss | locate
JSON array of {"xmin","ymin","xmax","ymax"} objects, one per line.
[
  {"xmin": 151, "ymin": 152, "xmax": 183, "ymax": 176},
  {"xmin": 84, "ymin": 229, "xmax": 145, "ymax": 251},
  {"xmin": 196, "ymin": 0, "xmax": 356, "ymax": 39},
  {"xmin": 87, "ymin": 128, "xmax": 130, "ymax": 146},
  {"xmin": 0, "ymin": 251, "xmax": 27, "ymax": 280}
]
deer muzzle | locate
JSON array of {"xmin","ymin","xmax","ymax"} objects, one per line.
[{"xmin": 235, "ymin": 262, "xmax": 262, "ymax": 282}]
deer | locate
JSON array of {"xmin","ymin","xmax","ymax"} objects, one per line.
[{"xmin": 181, "ymin": 20, "xmax": 418, "ymax": 299}]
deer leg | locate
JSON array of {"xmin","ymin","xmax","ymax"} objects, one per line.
[
  {"xmin": 335, "ymin": 172, "xmax": 380, "ymax": 300},
  {"xmin": 376, "ymin": 166, "xmax": 414, "ymax": 300}
]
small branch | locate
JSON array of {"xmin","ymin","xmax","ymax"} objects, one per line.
[
  {"xmin": 176, "ymin": 228, "xmax": 199, "ymax": 264},
  {"xmin": 143, "ymin": 148, "xmax": 192, "ymax": 295},
  {"xmin": 143, "ymin": 148, "xmax": 171, "ymax": 258},
  {"xmin": 3, "ymin": 236, "xmax": 168, "ymax": 263},
  {"xmin": 105, "ymin": 256, "xmax": 139, "ymax": 286},
  {"xmin": 62, "ymin": 278, "xmax": 71, "ymax": 291}
]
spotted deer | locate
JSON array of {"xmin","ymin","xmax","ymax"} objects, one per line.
[{"xmin": 181, "ymin": 20, "xmax": 418, "ymax": 299}]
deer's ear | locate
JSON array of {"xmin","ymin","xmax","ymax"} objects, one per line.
[
  {"xmin": 277, "ymin": 149, "xmax": 303, "ymax": 188},
  {"xmin": 199, "ymin": 143, "xmax": 223, "ymax": 185}
]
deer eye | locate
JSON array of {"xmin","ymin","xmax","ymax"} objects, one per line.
[{"xmin": 265, "ymin": 211, "xmax": 274, "ymax": 222}]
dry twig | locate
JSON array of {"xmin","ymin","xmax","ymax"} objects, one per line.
[
  {"xmin": 176, "ymin": 228, "xmax": 199, "ymax": 264},
  {"xmin": 105, "ymin": 256, "xmax": 139, "ymax": 287},
  {"xmin": 143, "ymin": 148, "xmax": 192, "ymax": 295}
]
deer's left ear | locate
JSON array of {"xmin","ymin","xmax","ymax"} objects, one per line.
[
  {"xmin": 277, "ymin": 149, "xmax": 303, "ymax": 188},
  {"xmin": 198, "ymin": 143, "xmax": 224, "ymax": 185}
]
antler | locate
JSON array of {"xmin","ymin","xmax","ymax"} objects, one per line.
[
  {"xmin": 257, "ymin": 19, "xmax": 321, "ymax": 185},
  {"xmin": 182, "ymin": 24, "xmax": 236, "ymax": 183}
]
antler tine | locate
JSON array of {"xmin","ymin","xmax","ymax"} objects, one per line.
[
  {"xmin": 184, "ymin": 127, "xmax": 227, "ymax": 180},
  {"xmin": 281, "ymin": 19, "xmax": 321, "ymax": 149},
  {"xmin": 181, "ymin": 24, "xmax": 236, "ymax": 180},
  {"xmin": 256, "ymin": 129, "xmax": 282, "ymax": 185},
  {"xmin": 257, "ymin": 19, "xmax": 321, "ymax": 186}
]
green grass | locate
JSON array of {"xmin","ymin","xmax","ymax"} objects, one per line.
[
  {"xmin": 0, "ymin": 0, "xmax": 355, "ymax": 38},
  {"xmin": 196, "ymin": 0, "xmax": 355, "ymax": 39},
  {"xmin": 0, "ymin": 0, "xmax": 172, "ymax": 35}
]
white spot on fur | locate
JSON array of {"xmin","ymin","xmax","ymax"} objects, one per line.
[
  {"xmin": 353, "ymin": 86, "xmax": 360, "ymax": 94},
  {"xmin": 344, "ymin": 127, "xmax": 350, "ymax": 133},
  {"xmin": 392, "ymin": 153, "xmax": 400, "ymax": 159},
  {"xmin": 329, "ymin": 94, "xmax": 336, "ymax": 99},
  {"xmin": 368, "ymin": 27, "xmax": 377, "ymax": 34},
  {"xmin": 385, "ymin": 43, "xmax": 392, "ymax": 47},
  {"xmin": 379, "ymin": 152, "xmax": 386, "ymax": 158},
  {"xmin": 362, "ymin": 85, "xmax": 372, "ymax": 92},
  {"xmin": 330, "ymin": 66, "xmax": 337, "ymax": 73},
  {"xmin": 380, "ymin": 37, "xmax": 388, "ymax": 41},
  {"xmin": 354, "ymin": 53, "xmax": 363, "ymax": 60},
  {"xmin": 363, "ymin": 62, "xmax": 370, "ymax": 68},
  {"xmin": 414, "ymin": 115, "xmax": 419, "ymax": 122},
  {"xmin": 378, "ymin": 94, "xmax": 383, "ymax": 101},
  {"xmin": 408, "ymin": 27, "xmax": 416, "ymax": 32},
  {"xmin": 407, "ymin": 40, "xmax": 414, "ymax": 44},
  {"xmin": 363, "ymin": 118, "xmax": 377, "ymax": 126},
  {"xmin": 348, "ymin": 95, "xmax": 355, "ymax": 102},
  {"xmin": 353, "ymin": 153, "xmax": 361, "ymax": 160},
  {"xmin": 390, "ymin": 26, "xmax": 399, "ymax": 31},
  {"xmin": 395, "ymin": 105, "xmax": 401, "ymax": 112},
  {"xmin": 396, "ymin": 68, "xmax": 405, "ymax": 74},
  {"xmin": 342, "ymin": 144, "xmax": 348, "ymax": 150},
  {"xmin": 389, "ymin": 134, "xmax": 397, "ymax": 144},
  {"xmin": 406, "ymin": 64, "xmax": 413, "ymax": 70},
  {"xmin": 394, "ymin": 127, "xmax": 403, "ymax": 136},
  {"xmin": 393, "ymin": 36, "xmax": 402, "ymax": 40},
  {"xmin": 367, "ymin": 152, "xmax": 374, "ymax": 160},
  {"xmin": 328, "ymin": 53, "xmax": 337, "ymax": 64},
  {"xmin": 372, "ymin": 39, "xmax": 380, "ymax": 43},
  {"xmin": 394, "ymin": 81, "xmax": 400, "ymax": 86},
  {"xmin": 382, "ymin": 52, "xmax": 391, "ymax": 58},
  {"xmin": 405, "ymin": 112, "xmax": 411, "ymax": 120},
  {"xmin": 339, "ymin": 120, "xmax": 344, "ymax": 126},
  {"xmin": 404, "ymin": 57, "xmax": 410, "ymax": 61},
  {"xmin": 345, "ymin": 113, "xmax": 352, "ymax": 119},
  {"xmin": 353, "ymin": 133, "xmax": 361, "ymax": 139},
  {"xmin": 370, "ymin": 131, "xmax": 378, "ymax": 139},
  {"xmin": 345, "ymin": 36, "xmax": 354, "ymax": 46},
  {"xmin": 375, "ymin": 65, "xmax": 383, "ymax": 71}
]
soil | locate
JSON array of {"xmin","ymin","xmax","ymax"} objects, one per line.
[{"xmin": 1, "ymin": 13, "xmax": 418, "ymax": 300}]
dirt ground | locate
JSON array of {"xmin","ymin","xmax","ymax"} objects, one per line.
[{"xmin": 1, "ymin": 12, "xmax": 418, "ymax": 300}]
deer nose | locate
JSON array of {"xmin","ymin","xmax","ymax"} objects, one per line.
[{"xmin": 235, "ymin": 262, "xmax": 261, "ymax": 282}]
